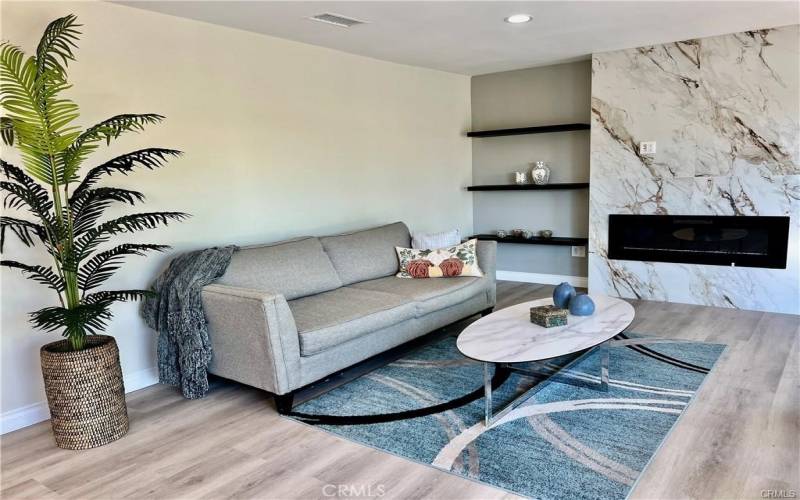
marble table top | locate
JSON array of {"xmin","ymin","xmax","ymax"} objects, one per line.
[{"xmin": 456, "ymin": 294, "xmax": 635, "ymax": 363}]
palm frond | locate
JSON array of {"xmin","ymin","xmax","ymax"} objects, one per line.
[
  {"xmin": 30, "ymin": 303, "xmax": 112, "ymax": 336},
  {"xmin": 83, "ymin": 289, "xmax": 155, "ymax": 305},
  {"xmin": 0, "ymin": 180, "xmax": 54, "ymax": 215},
  {"xmin": 70, "ymin": 187, "xmax": 145, "ymax": 235},
  {"xmin": 78, "ymin": 243, "xmax": 168, "ymax": 292},
  {"xmin": 70, "ymin": 148, "xmax": 182, "ymax": 198},
  {"xmin": 73, "ymin": 211, "xmax": 188, "ymax": 262},
  {"xmin": 0, "ymin": 42, "xmax": 80, "ymax": 184},
  {"xmin": 0, "ymin": 116, "xmax": 14, "ymax": 145},
  {"xmin": 35, "ymin": 14, "xmax": 81, "ymax": 78},
  {"xmin": 0, "ymin": 43, "xmax": 49, "ymax": 180},
  {"xmin": 1, "ymin": 160, "xmax": 54, "ymax": 217},
  {"xmin": 62, "ymin": 114, "xmax": 165, "ymax": 180},
  {"xmin": 93, "ymin": 211, "xmax": 189, "ymax": 236},
  {"xmin": 0, "ymin": 216, "xmax": 47, "ymax": 250},
  {"xmin": 1, "ymin": 260, "xmax": 64, "ymax": 292},
  {"xmin": 0, "ymin": 161, "xmax": 64, "ymax": 256},
  {"xmin": 74, "ymin": 114, "xmax": 164, "ymax": 147},
  {"xmin": 0, "ymin": 182, "xmax": 61, "ymax": 245}
]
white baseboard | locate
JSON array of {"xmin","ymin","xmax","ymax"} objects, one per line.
[
  {"xmin": 496, "ymin": 270, "xmax": 588, "ymax": 288},
  {"xmin": 0, "ymin": 366, "xmax": 159, "ymax": 435},
  {"xmin": 124, "ymin": 366, "xmax": 160, "ymax": 393},
  {"xmin": 0, "ymin": 402, "xmax": 51, "ymax": 436}
]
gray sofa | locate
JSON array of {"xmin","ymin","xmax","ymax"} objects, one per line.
[{"xmin": 199, "ymin": 222, "xmax": 497, "ymax": 411}]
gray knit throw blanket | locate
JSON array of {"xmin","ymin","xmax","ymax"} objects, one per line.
[{"xmin": 141, "ymin": 246, "xmax": 237, "ymax": 399}]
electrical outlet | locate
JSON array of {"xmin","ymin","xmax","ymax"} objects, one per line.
[
  {"xmin": 639, "ymin": 141, "xmax": 656, "ymax": 156},
  {"xmin": 571, "ymin": 246, "xmax": 586, "ymax": 258}
]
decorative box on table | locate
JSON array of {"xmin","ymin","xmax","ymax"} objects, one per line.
[{"xmin": 530, "ymin": 305, "xmax": 568, "ymax": 328}]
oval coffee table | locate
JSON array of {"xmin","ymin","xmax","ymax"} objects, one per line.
[{"xmin": 457, "ymin": 294, "xmax": 634, "ymax": 426}]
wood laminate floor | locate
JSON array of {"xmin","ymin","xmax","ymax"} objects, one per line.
[{"xmin": 2, "ymin": 281, "xmax": 798, "ymax": 500}]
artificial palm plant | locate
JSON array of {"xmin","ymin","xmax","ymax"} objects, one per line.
[
  {"xmin": 1, "ymin": 14, "xmax": 188, "ymax": 351},
  {"xmin": 1, "ymin": 15, "xmax": 187, "ymax": 449}
]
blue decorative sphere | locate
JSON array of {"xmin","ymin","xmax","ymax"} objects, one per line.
[
  {"xmin": 569, "ymin": 294, "xmax": 596, "ymax": 316},
  {"xmin": 552, "ymin": 282, "xmax": 576, "ymax": 309}
]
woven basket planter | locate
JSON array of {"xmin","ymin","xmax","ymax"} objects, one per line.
[{"xmin": 40, "ymin": 335, "xmax": 129, "ymax": 450}]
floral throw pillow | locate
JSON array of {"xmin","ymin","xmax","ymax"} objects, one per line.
[{"xmin": 396, "ymin": 239, "xmax": 483, "ymax": 279}]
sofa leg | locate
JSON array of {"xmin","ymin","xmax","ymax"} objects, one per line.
[
  {"xmin": 274, "ymin": 393, "xmax": 294, "ymax": 414},
  {"xmin": 480, "ymin": 307, "xmax": 494, "ymax": 317}
]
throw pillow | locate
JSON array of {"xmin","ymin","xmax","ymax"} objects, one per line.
[
  {"xmin": 411, "ymin": 229, "xmax": 461, "ymax": 250},
  {"xmin": 396, "ymin": 239, "xmax": 483, "ymax": 279}
]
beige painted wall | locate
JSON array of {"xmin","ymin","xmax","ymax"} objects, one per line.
[
  {"xmin": 0, "ymin": 1, "xmax": 472, "ymax": 423},
  {"xmin": 471, "ymin": 61, "xmax": 591, "ymax": 278}
]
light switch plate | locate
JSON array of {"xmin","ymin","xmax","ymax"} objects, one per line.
[
  {"xmin": 639, "ymin": 141, "xmax": 657, "ymax": 155},
  {"xmin": 571, "ymin": 246, "xmax": 586, "ymax": 258}
]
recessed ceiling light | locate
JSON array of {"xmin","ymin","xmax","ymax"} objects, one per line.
[{"xmin": 505, "ymin": 14, "xmax": 532, "ymax": 24}]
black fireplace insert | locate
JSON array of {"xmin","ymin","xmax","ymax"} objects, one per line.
[{"xmin": 607, "ymin": 214, "xmax": 790, "ymax": 269}]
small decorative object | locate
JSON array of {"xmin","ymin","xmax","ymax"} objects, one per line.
[
  {"xmin": 569, "ymin": 294, "xmax": 596, "ymax": 316},
  {"xmin": 539, "ymin": 229, "xmax": 553, "ymax": 239},
  {"xmin": 553, "ymin": 282, "xmax": 577, "ymax": 309},
  {"xmin": 514, "ymin": 171, "xmax": 528, "ymax": 184},
  {"xmin": 522, "ymin": 230, "xmax": 534, "ymax": 239},
  {"xmin": 511, "ymin": 228, "xmax": 525, "ymax": 238},
  {"xmin": 530, "ymin": 305, "xmax": 568, "ymax": 328},
  {"xmin": 496, "ymin": 229, "xmax": 508, "ymax": 238},
  {"xmin": 531, "ymin": 161, "xmax": 551, "ymax": 185}
]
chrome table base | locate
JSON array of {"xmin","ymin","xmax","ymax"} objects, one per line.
[{"xmin": 483, "ymin": 343, "xmax": 610, "ymax": 427}]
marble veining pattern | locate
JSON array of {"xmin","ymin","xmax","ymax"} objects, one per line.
[
  {"xmin": 589, "ymin": 26, "xmax": 800, "ymax": 314},
  {"xmin": 456, "ymin": 295, "xmax": 634, "ymax": 363}
]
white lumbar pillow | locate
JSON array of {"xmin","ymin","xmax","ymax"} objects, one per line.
[{"xmin": 412, "ymin": 229, "xmax": 461, "ymax": 250}]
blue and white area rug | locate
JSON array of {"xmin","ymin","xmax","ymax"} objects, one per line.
[{"xmin": 287, "ymin": 334, "xmax": 725, "ymax": 499}]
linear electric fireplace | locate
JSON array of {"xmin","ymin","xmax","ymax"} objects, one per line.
[{"xmin": 607, "ymin": 215, "xmax": 790, "ymax": 269}]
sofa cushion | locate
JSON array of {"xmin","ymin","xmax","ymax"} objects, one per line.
[
  {"xmin": 412, "ymin": 229, "xmax": 460, "ymax": 249},
  {"xmin": 349, "ymin": 275, "xmax": 489, "ymax": 317},
  {"xmin": 289, "ymin": 288, "xmax": 416, "ymax": 356},
  {"xmin": 320, "ymin": 222, "xmax": 411, "ymax": 286},
  {"xmin": 216, "ymin": 237, "xmax": 342, "ymax": 301}
]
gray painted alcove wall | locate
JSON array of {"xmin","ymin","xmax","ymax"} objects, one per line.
[{"xmin": 471, "ymin": 60, "xmax": 591, "ymax": 277}]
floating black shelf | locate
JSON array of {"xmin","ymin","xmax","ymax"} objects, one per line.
[
  {"xmin": 467, "ymin": 183, "xmax": 589, "ymax": 191},
  {"xmin": 467, "ymin": 123, "xmax": 590, "ymax": 138},
  {"xmin": 470, "ymin": 234, "xmax": 588, "ymax": 246}
]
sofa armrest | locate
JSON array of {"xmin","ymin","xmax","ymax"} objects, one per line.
[
  {"xmin": 201, "ymin": 283, "xmax": 300, "ymax": 395},
  {"xmin": 477, "ymin": 240, "xmax": 497, "ymax": 282}
]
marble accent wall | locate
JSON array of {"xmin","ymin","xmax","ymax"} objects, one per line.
[{"xmin": 589, "ymin": 26, "xmax": 800, "ymax": 314}]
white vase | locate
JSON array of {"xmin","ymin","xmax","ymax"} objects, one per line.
[{"xmin": 531, "ymin": 161, "xmax": 550, "ymax": 185}]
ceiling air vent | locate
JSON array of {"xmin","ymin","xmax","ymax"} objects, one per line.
[{"xmin": 309, "ymin": 13, "xmax": 368, "ymax": 28}]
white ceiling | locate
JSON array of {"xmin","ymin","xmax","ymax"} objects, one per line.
[{"xmin": 118, "ymin": 1, "xmax": 800, "ymax": 75}]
